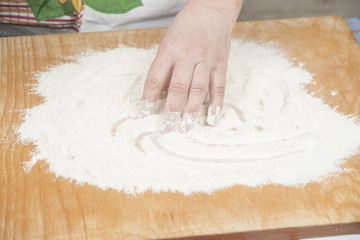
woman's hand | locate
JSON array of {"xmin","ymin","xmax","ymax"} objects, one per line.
[{"xmin": 141, "ymin": 0, "xmax": 243, "ymax": 132}]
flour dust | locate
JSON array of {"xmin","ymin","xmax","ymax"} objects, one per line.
[{"xmin": 17, "ymin": 40, "xmax": 360, "ymax": 195}]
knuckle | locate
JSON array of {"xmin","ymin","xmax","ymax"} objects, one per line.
[
  {"xmin": 169, "ymin": 81, "xmax": 188, "ymax": 95},
  {"xmin": 159, "ymin": 38, "xmax": 178, "ymax": 55},
  {"xmin": 213, "ymin": 61, "xmax": 228, "ymax": 73},
  {"xmin": 214, "ymin": 86, "xmax": 225, "ymax": 97},
  {"xmin": 189, "ymin": 50, "xmax": 205, "ymax": 63},
  {"xmin": 146, "ymin": 76, "xmax": 162, "ymax": 90},
  {"xmin": 159, "ymin": 41, "xmax": 172, "ymax": 53},
  {"xmin": 217, "ymin": 63, "xmax": 228, "ymax": 72},
  {"xmin": 190, "ymin": 83, "xmax": 207, "ymax": 96},
  {"xmin": 184, "ymin": 43, "xmax": 206, "ymax": 62}
]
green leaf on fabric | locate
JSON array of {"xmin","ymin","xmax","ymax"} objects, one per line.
[
  {"xmin": 28, "ymin": 0, "xmax": 75, "ymax": 22},
  {"xmin": 36, "ymin": 0, "xmax": 51, "ymax": 17},
  {"xmin": 83, "ymin": 0, "xmax": 143, "ymax": 14}
]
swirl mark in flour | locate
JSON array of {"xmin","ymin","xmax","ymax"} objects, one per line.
[{"xmin": 111, "ymin": 103, "xmax": 317, "ymax": 163}]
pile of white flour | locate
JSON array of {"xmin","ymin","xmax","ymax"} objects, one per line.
[{"xmin": 18, "ymin": 40, "xmax": 360, "ymax": 195}]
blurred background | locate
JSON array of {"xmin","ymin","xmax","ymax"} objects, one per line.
[
  {"xmin": 1, "ymin": 0, "xmax": 359, "ymax": 37},
  {"xmin": 238, "ymin": 0, "xmax": 360, "ymax": 21}
]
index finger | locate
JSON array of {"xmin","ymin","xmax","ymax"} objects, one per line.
[{"xmin": 141, "ymin": 53, "xmax": 173, "ymax": 115}]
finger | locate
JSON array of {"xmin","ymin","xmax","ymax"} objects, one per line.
[
  {"xmin": 159, "ymin": 78, "xmax": 170, "ymax": 99},
  {"xmin": 207, "ymin": 65, "xmax": 227, "ymax": 126},
  {"xmin": 163, "ymin": 61, "xmax": 194, "ymax": 132},
  {"xmin": 141, "ymin": 53, "xmax": 173, "ymax": 116},
  {"xmin": 180, "ymin": 63, "xmax": 209, "ymax": 132}
]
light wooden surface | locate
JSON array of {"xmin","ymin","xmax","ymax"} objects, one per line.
[{"xmin": 1, "ymin": 16, "xmax": 360, "ymax": 240}]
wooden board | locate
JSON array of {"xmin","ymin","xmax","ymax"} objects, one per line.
[{"xmin": 1, "ymin": 16, "xmax": 360, "ymax": 240}]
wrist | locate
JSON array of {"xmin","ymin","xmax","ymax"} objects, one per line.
[{"xmin": 186, "ymin": 0, "xmax": 243, "ymax": 26}]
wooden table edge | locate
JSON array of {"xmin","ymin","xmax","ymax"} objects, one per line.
[{"xmin": 162, "ymin": 222, "xmax": 360, "ymax": 240}]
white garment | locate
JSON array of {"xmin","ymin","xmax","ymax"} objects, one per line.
[{"xmin": 81, "ymin": 0, "xmax": 187, "ymax": 32}]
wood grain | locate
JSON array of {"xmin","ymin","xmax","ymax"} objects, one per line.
[{"xmin": 1, "ymin": 16, "xmax": 360, "ymax": 240}]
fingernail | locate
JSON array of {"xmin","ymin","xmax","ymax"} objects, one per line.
[
  {"xmin": 179, "ymin": 112, "xmax": 198, "ymax": 133},
  {"xmin": 162, "ymin": 111, "xmax": 180, "ymax": 132},
  {"xmin": 207, "ymin": 105, "xmax": 222, "ymax": 126},
  {"xmin": 140, "ymin": 100, "xmax": 156, "ymax": 117}
]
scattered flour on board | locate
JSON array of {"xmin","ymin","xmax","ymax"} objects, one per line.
[
  {"xmin": 17, "ymin": 40, "xmax": 360, "ymax": 195},
  {"xmin": 331, "ymin": 90, "xmax": 338, "ymax": 96}
]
